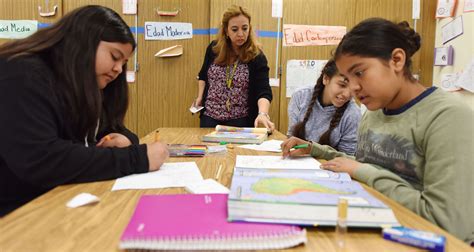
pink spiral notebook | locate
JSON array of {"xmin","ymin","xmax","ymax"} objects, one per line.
[{"xmin": 119, "ymin": 194, "xmax": 306, "ymax": 250}]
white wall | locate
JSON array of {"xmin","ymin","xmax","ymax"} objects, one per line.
[{"xmin": 433, "ymin": 0, "xmax": 474, "ymax": 110}]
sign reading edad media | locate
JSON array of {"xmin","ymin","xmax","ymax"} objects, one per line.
[
  {"xmin": 0, "ymin": 20, "xmax": 38, "ymax": 39},
  {"xmin": 144, "ymin": 22, "xmax": 192, "ymax": 40}
]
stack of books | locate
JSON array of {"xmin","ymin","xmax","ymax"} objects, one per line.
[{"xmin": 202, "ymin": 125, "xmax": 268, "ymax": 144}]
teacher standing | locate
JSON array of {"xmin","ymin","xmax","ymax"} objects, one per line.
[{"xmin": 195, "ymin": 5, "xmax": 275, "ymax": 131}]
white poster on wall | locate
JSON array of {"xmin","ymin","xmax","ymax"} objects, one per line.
[
  {"xmin": 286, "ymin": 60, "xmax": 327, "ymax": 98},
  {"xmin": 0, "ymin": 20, "xmax": 38, "ymax": 39},
  {"xmin": 144, "ymin": 22, "xmax": 193, "ymax": 40},
  {"xmin": 457, "ymin": 57, "xmax": 474, "ymax": 93}
]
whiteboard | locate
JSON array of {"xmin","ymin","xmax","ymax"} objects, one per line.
[{"xmin": 286, "ymin": 59, "xmax": 327, "ymax": 98}]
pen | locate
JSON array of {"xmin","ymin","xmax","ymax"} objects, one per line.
[
  {"xmin": 336, "ymin": 198, "xmax": 348, "ymax": 248},
  {"xmin": 154, "ymin": 130, "xmax": 160, "ymax": 142},
  {"xmin": 292, "ymin": 143, "xmax": 309, "ymax": 149},
  {"xmin": 215, "ymin": 164, "xmax": 223, "ymax": 180}
]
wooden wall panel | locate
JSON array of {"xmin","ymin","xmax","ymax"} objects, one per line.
[
  {"xmin": 279, "ymin": 0, "xmax": 436, "ymax": 135},
  {"xmin": 418, "ymin": 0, "xmax": 436, "ymax": 87},
  {"xmin": 62, "ymin": 0, "xmax": 139, "ymax": 134},
  {"xmin": 137, "ymin": 0, "xmax": 210, "ymax": 136},
  {"xmin": 279, "ymin": 0, "xmax": 357, "ymax": 135},
  {"xmin": 1, "ymin": 0, "xmax": 437, "ymax": 135},
  {"xmin": 0, "ymin": 0, "xmax": 63, "ymax": 44},
  {"xmin": 210, "ymin": 0, "xmax": 281, "ymax": 129}
]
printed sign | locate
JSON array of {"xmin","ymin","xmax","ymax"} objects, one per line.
[
  {"xmin": 144, "ymin": 22, "xmax": 193, "ymax": 40},
  {"xmin": 0, "ymin": 20, "xmax": 38, "ymax": 39},
  {"xmin": 283, "ymin": 24, "xmax": 346, "ymax": 47}
]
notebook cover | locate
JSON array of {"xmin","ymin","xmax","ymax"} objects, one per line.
[{"xmin": 121, "ymin": 194, "xmax": 303, "ymax": 241}]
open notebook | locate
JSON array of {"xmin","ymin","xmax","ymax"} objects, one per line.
[{"xmin": 120, "ymin": 194, "xmax": 306, "ymax": 250}]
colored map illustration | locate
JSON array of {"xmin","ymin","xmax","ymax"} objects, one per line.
[
  {"xmin": 230, "ymin": 168, "xmax": 386, "ymax": 207},
  {"xmin": 251, "ymin": 177, "xmax": 355, "ymax": 196}
]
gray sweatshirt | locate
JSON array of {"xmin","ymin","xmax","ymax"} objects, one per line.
[{"xmin": 288, "ymin": 87, "xmax": 361, "ymax": 155}]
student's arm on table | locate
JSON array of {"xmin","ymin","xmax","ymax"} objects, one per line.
[
  {"xmin": 353, "ymin": 106, "xmax": 473, "ymax": 243},
  {"xmin": 0, "ymin": 68, "xmax": 151, "ymax": 188}
]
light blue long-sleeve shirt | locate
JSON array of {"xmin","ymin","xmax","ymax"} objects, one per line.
[{"xmin": 287, "ymin": 87, "xmax": 361, "ymax": 155}]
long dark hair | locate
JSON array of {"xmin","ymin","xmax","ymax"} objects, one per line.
[
  {"xmin": 0, "ymin": 5, "xmax": 136, "ymax": 140},
  {"xmin": 334, "ymin": 18, "xmax": 420, "ymax": 82},
  {"xmin": 291, "ymin": 59, "xmax": 349, "ymax": 146}
]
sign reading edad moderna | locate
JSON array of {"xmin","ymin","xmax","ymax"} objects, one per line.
[
  {"xmin": 283, "ymin": 24, "xmax": 346, "ymax": 47},
  {"xmin": 144, "ymin": 22, "xmax": 193, "ymax": 40},
  {"xmin": 0, "ymin": 20, "xmax": 38, "ymax": 39}
]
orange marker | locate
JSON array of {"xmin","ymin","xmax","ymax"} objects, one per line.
[{"xmin": 104, "ymin": 135, "xmax": 111, "ymax": 141}]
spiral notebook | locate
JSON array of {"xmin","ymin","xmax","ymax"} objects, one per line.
[{"xmin": 119, "ymin": 194, "xmax": 306, "ymax": 250}]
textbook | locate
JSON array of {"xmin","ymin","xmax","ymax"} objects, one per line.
[
  {"xmin": 119, "ymin": 194, "xmax": 307, "ymax": 250},
  {"xmin": 202, "ymin": 125, "xmax": 268, "ymax": 144},
  {"xmin": 168, "ymin": 144, "xmax": 206, "ymax": 157},
  {"xmin": 227, "ymin": 167, "xmax": 400, "ymax": 228}
]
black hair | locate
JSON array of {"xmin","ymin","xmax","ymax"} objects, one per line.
[
  {"xmin": 334, "ymin": 18, "xmax": 421, "ymax": 81},
  {"xmin": 0, "ymin": 5, "xmax": 136, "ymax": 140}
]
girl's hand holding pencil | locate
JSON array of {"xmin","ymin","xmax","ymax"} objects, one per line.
[
  {"xmin": 280, "ymin": 137, "xmax": 311, "ymax": 158},
  {"xmin": 147, "ymin": 130, "xmax": 169, "ymax": 171}
]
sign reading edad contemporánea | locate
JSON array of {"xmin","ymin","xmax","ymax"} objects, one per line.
[{"xmin": 283, "ymin": 24, "xmax": 346, "ymax": 47}]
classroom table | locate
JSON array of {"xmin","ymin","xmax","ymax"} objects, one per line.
[{"xmin": 0, "ymin": 128, "xmax": 472, "ymax": 252}]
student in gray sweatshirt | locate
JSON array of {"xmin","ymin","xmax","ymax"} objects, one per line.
[
  {"xmin": 288, "ymin": 59, "xmax": 361, "ymax": 155},
  {"xmin": 281, "ymin": 18, "xmax": 474, "ymax": 244}
]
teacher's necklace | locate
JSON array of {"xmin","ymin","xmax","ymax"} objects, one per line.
[{"xmin": 225, "ymin": 60, "xmax": 239, "ymax": 111}]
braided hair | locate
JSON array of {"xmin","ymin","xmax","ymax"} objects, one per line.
[{"xmin": 291, "ymin": 59, "xmax": 350, "ymax": 147}]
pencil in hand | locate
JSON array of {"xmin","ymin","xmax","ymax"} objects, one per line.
[
  {"xmin": 154, "ymin": 130, "xmax": 160, "ymax": 142},
  {"xmin": 291, "ymin": 143, "xmax": 309, "ymax": 150}
]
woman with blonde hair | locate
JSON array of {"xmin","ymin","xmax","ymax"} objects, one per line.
[{"xmin": 195, "ymin": 5, "xmax": 274, "ymax": 131}]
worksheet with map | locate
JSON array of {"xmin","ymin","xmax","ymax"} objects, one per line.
[{"xmin": 228, "ymin": 166, "xmax": 400, "ymax": 227}]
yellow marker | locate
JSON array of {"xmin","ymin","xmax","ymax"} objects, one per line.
[{"xmin": 336, "ymin": 198, "xmax": 348, "ymax": 248}]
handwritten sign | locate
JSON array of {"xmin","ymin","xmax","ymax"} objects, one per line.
[
  {"xmin": 0, "ymin": 20, "xmax": 38, "ymax": 39},
  {"xmin": 286, "ymin": 59, "xmax": 328, "ymax": 97},
  {"xmin": 283, "ymin": 24, "xmax": 346, "ymax": 47},
  {"xmin": 144, "ymin": 22, "xmax": 192, "ymax": 40}
]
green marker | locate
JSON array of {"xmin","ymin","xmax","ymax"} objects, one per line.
[
  {"xmin": 219, "ymin": 141, "xmax": 228, "ymax": 145},
  {"xmin": 292, "ymin": 143, "xmax": 309, "ymax": 149}
]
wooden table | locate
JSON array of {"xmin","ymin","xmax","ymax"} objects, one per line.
[{"xmin": 0, "ymin": 128, "xmax": 471, "ymax": 251}]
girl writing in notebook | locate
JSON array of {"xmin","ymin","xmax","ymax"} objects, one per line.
[
  {"xmin": 195, "ymin": 5, "xmax": 275, "ymax": 131},
  {"xmin": 288, "ymin": 59, "xmax": 361, "ymax": 155},
  {"xmin": 0, "ymin": 5, "xmax": 169, "ymax": 216},
  {"xmin": 281, "ymin": 18, "xmax": 474, "ymax": 243}
]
